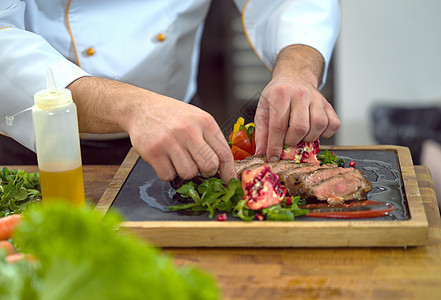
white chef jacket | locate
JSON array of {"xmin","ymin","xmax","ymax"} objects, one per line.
[{"xmin": 0, "ymin": 0, "xmax": 340, "ymax": 151}]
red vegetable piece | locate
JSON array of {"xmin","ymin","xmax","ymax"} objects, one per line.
[
  {"xmin": 232, "ymin": 129, "xmax": 254, "ymax": 155},
  {"xmin": 280, "ymin": 140, "xmax": 321, "ymax": 166},
  {"xmin": 231, "ymin": 145, "xmax": 252, "ymax": 161},
  {"xmin": 241, "ymin": 165, "xmax": 286, "ymax": 210}
]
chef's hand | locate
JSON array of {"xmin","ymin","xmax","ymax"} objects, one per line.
[
  {"xmin": 67, "ymin": 77, "xmax": 236, "ymax": 183},
  {"xmin": 254, "ymin": 45, "xmax": 340, "ymax": 161}
]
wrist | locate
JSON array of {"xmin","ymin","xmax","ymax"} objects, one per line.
[{"xmin": 272, "ymin": 44, "xmax": 324, "ymax": 88}]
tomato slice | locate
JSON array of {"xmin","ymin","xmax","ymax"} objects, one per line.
[
  {"xmin": 231, "ymin": 145, "xmax": 252, "ymax": 160},
  {"xmin": 232, "ymin": 129, "xmax": 253, "ymax": 155}
]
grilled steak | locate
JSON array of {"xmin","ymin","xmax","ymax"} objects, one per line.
[
  {"xmin": 234, "ymin": 155, "xmax": 267, "ymax": 176},
  {"xmin": 236, "ymin": 155, "xmax": 372, "ymax": 205},
  {"xmin": 283, "ymin": 168, "xmax": 372, "ymax": 205}
]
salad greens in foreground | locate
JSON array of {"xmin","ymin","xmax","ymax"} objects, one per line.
[
  {"xmin": 0, "ymin": 203, "xmax": 219, "ymax": 300},
  {"xmin": 0, "ymin": 167, "xmax": 42, "ymax": 217}
]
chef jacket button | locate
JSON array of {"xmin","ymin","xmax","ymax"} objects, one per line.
[
  {"xmin": 86, "ymin": 47, "xmax": 95, "ymax": 56},
  {"xmin": 156, "ymin": 33, "xmax": 166, "ymax": 42}
]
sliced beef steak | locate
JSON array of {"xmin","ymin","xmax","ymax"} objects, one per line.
[
  {"xmin": 235, "ymin": 155, "xmax": 267, "ymax": 176},
  {"xmin": 284, "ymin": 168, "xmax": 372, "ymax": 205}
]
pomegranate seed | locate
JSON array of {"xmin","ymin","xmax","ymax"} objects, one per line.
[
  {"xmin": 285, "ymin": 197, "xmax": 293, "ymax": 206},
  {"xmin": 297, "ymin": 141, "xmax": 305, "ymax": 148},
  {"xmin": 300, "ymin": 158, "xmax": 307, "ymax": 163},
  {"xmin": 313, "ymin": 140, "xmax": 320, "ymax": 149},
  {"xmin": 349, "ymin": 161, "xmax": 355, "ymax": 167},
  {"xmin": 255, "ymin": 213, "xmax": 265, "ymax": 221},
  {"xmin": 296, "ymin": 148, "xmax": 303, "ymax": 155},
  {"xmin": 302, "ymin": 151, "xmax": 310, "ymax": 159},
  {"xmin": 216, "ymin": 213, "xmax": 227, "ymax": 221}
]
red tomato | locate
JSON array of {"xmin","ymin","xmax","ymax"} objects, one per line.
[
  {"xmin": 232, "ymin": 130, "xmax": 253, "ymax": 155},
  {"xmin": 231, "ymin": 145, "xmax": 252, "ymax": 160},
  {"xmin": 250, "ymin": 130, "xmax": 256, "ymax": 154}
]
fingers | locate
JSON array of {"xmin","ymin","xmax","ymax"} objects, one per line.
[
  {"xmin": 321, "ymin": 101, "xmax": 341, "ymax": 138},
  {"xmin": 265, "ymin": 99, "xmax": 290, "ymax": 161},
  {"xmin": 254, "ymin": 100, "xmax": 269, "ymax": 155},
  {"xmin": 257, "ymin": 81, "xmax": 340, "ymax": 155},
  {"xmin": 203, "ymin": 122, "xmax": 237, "ymax": 182},
  {"xmin": 302, "ymin": 100, "xmax": 328, "ymax": 142},
  {"xmin": 284, "ymin": 97, "xmax": 310, "ymax": 146}
]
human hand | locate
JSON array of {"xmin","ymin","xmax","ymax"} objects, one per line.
[
  {"xmin": 125, "ymin": 94, "xmax": 237, "ymax": 183},
  {"xmin": 67, "ymin": 77, "xmax": 236, "ymax": 183},
  {"xmin": 254, "ymin": 45, "xmax": 340, "ymax": 161}
]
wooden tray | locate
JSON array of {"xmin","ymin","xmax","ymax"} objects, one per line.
[{"xmin": 95, "ymin": 145, "xmax": 429, "ymax": 247}]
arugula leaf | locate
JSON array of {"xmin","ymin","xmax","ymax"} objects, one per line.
[
  {"xmin": 168, "ymin": 179, "xmax": 309, "ymax": 222},
  {"xmin": 317, "ymin": 149, "xmax": 345, "ymax": 166},
  {"xmin": 0, "ymin": 203, "xmax": 219, "ymax": 300},
  {"xmin": 0, "ymin": 167, "xmax": 42, "ymax": 217},
  {"xmin": 169, "ymin": 178, "xmax": 245, "ymax": 219}
]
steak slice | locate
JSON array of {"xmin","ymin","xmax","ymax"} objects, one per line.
[
  {"xmin": 279, "ymin": 164, "xmax": 335, "ymax": 184},
  {"xmin": 287, "ymin": 166, "xmax": 353, "ymax": 193},
  {"xmin": 235, "ymin": 155, "xmax": 266, "ymax": 176},
  {"xmin": 284, "ymin": 168, "xmax": 372, "ymax": 205}
]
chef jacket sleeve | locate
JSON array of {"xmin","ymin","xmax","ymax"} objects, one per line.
[
  {"xmin": 0, "ymin": 0, "xmax": 89, "ymax": 151},
  {"xmin": 233, "ymin": 0, "xmax": 340, "ymax": 89}
]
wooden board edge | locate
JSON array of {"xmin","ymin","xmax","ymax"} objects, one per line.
[
  {"xmin": 94, "ymin": 148, "xmax": 139, "ymax": 215},
  {"xmin": 120, "ymin": 222, "xmax": 428, "ymax": 247},
  {"xmin": 394, "ymin": 146, "xmax": 429, "ymax": 242}
]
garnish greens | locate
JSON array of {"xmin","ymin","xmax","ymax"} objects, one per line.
[
  {"xmin": 0, "ymin": 167, "xmax": 42, "ymax": 217},
  {"xmin": 167, "ymin": 178, "xmax": 308, "ymax": 221},
  {"xmin": 317, "ymin": 149, "xmax": 345, "ymax": 166},
  {"xmin": 0, "ymin": 203, "xmax": 219, "ymax": 300}
]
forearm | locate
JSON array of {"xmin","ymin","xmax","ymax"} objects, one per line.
[
  {"xmin": 272, "ymin": 44, "xmax": 324, "ymax": 89},
  {"xmin": 67, "ymin": 76, "xmax": 151, "ymax": 134}
]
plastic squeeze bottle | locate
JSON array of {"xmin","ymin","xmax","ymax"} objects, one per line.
[{"xmin": 32, "ymin": 68, "xmax": 85, "ymax": 205}]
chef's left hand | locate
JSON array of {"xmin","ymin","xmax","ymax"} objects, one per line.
[{"xmin": 254, "ymin": 45, "xmax": 340, "ymax": 161}]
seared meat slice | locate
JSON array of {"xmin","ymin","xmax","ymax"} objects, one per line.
[
  {"xmin": 235, "ymin": 155, "xmax": 266, "ymax": 176},
  {"xmin": 269, "ymin": 161, "xmax": 314, "ymax": 174},
  {"xmin": 279, "ymin": 164, "xmax": 335, "ymax": 184},
  {"xmin": 285, "ymin": 166, "xmax": 352, "ymax": 194},
  {"xmin": 235, "ymin": 156, "xmax": 314, "ymax": 177},
  {"xmin": 312, "ymin": 170, "xmax": 372, "ymax": 204},
  {"xmin": 284, "ymin": 168, "xmax": 372, "ymax": 205}
]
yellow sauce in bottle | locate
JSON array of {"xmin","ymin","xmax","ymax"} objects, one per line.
[{"xmin": 39, "ymin": 162, "xmax": 85, "ymax": 206}]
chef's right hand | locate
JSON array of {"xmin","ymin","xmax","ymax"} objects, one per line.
[
  {"xmin": 68, "ymin": 76, "xmax": 236, "ymax": 183},
  {"xmin": 126, "ymin": 93, "xmax": 237, "ymax": 183}
]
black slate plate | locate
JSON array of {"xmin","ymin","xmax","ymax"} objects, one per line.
[{"xmin": 109, "ymin": 150, "xmax": 409, "ymax": 221}]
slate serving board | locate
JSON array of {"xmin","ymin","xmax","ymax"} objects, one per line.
[{"xmin": 95, "ymin": 146, "xmax": 428, "ymax": 247}]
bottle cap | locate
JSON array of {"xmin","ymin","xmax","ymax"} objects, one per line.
[{"xmin": 34, "ymin": 68, "xmax": 73, "ymax": 110}]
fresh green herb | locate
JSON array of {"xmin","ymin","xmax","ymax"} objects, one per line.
[
  {"xmin": 0, "ymin": 203, "xmax": 219, "ymax": 300},
  {"xmin": 262, "ymin": 197, "xmax": 309, "ymax": 221},
  {"xmin": 168, "ymin": 178, "xmax": 244, "ymax": 219},
  {"xmin": 0, "ymin": 167, "xmax": 42, "ymax": 217},
  {"xmin": 317, "ymin": 149, "xmax": 345, "ymax": 166},
  {"xmin": 246, "ymin": 126, "xmax": 255, "ymax": 139},
  {"xmin": 168, "ymin": 179, "xmax": 309, "ymax": 221}
]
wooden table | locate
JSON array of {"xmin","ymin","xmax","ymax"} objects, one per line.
[{"xmin": 8, "ymin": 165, "xmax": 441, "ymax": 299}]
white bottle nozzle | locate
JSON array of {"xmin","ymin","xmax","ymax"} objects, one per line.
[
  {"xmin": 46, "ymin": 67, "xmax": 57, "ymax": 92},
  {"xmin": 5, "ymin": 106, "xmax": 33, "ymax": 126},
  {"xmin": 5, "ymin": 116, "xmax": 14, "ymax": 126}
]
